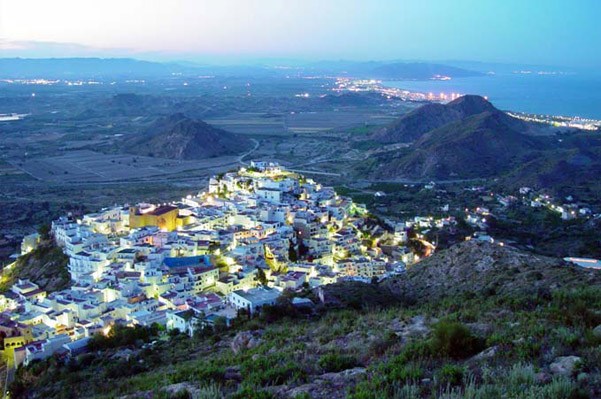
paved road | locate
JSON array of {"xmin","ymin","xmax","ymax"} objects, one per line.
[
  {"xmin": 237, "ymin": 139, "xmax": 260, "ymax": 165},
  {"xmin": 288, "ymin": 169, "xmax": 342, "ymax": 177}
]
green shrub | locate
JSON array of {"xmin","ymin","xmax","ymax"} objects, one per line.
[
  {"xmin": 513, "ymin": 338, "xmax": 542, "ymax": 361},
  {"xmin": 245, "ymin": 360, "xmax": 306, "ymax": 386},
  {"xmin": 386, "ymin": 362, "xmax": 423, "ymax": 382},
  {"xmin": 437, "ymin": 364, "xmax": 465, "ymax": 387},
  {"xmin": 430, "ymin": 321, "xmax": 484, "ymax": 359},
  {"xmin": 230, "ymin": 387, "xmax": 274, "ymax": 399},
  {"xmin": 318, "ymin": 353, "xmax": 359, "ymax": 372}
]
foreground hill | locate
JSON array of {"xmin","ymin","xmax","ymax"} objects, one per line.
[
  {"xmin": 11, "ymin": 241, "xmax": 601, "ymax": 398},
  {"xmin": 385, "ymin": 240, "xmax": 601, "ymax": 302},
  {"xmin": 124, "ymin": 113, "xmax": 253, "ymax": 159}
]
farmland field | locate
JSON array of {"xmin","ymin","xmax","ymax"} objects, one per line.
[{"xmin": 10, "ymin": 150, "xmax": 240, "ymax": 183}]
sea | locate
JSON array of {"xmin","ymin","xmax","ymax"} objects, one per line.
[{"xmin": 383, "ymin": 72, "xmax": 601, "ymax": 120}]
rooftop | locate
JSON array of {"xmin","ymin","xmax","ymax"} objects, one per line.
[{"xmin": 232, "ymin": 287, "xmax": 280, "ymax": 303}]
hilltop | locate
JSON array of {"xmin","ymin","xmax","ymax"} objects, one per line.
[{"xmin": 124, "ymin": 113, "xmax": 253, "ymax": 159}]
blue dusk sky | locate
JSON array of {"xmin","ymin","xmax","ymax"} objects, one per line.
[{"xmin": 0, "ymin": 0, "xmax": 599, "ymax": 67}]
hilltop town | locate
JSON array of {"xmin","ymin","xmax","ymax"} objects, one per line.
[{"xmin": 1, "ymin": 161, "xmax": 436, "ymax": 367}]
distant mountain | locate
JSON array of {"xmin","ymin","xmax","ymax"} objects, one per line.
[
  {"xmin": 377, "ymin": 112, "xmax": 542, "ymax": 179},
  {"xmin": 124, "ymin": 113, "xmax": 253, "ymax": 159},
  {"xmin": 369, "ymin": 62, "xmax": 482, "ymax": 80},
  {"xmin": 373, "ymin": 95, "xmax": 499, "ymax": 143},
  {"xmin": 370, "ymin": 95, "xmax": 548, "ymax": 179},
  {"xmin": 0, "ymin": 57, "xmax": 184, "ymax": 78},
  {"xmin": 305, "ymin": 60, "xmax": 482, "ymax": 80},
  {"xmin": 366, "ymin": 95, "xmax": 601, "ymax": 197}
]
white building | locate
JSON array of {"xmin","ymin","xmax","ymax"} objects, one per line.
[{"xmin": 227, "ymin": 287, "xmax": 281, "ymax": 314}]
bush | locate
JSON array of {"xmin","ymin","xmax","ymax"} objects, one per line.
[
  {"xmin": 230, "ymin": 387, "xmax": 274, "ymax": 399},
  {"xmin": 89, "ymin": 324, "xmax": 159, "ymax": 351},
  {"xmin": 244, "ymin": 358, "xmax": 307, "ymax": 386},
  {"xmin": 430, "ymin": 321, "xmax": 484, "ymax": 359},
  {"xmin": 385, "ymin": 362, "xmax": 423, "ymax": 382},
  {"xmin": 437, "ymin": 364, "xmax": 464, "ymax": 386},
  {"xmin": 318, "ymin": 353, "xmax": 360, "ymax": 372}
]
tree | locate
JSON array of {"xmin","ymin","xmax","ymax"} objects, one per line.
[
  {"xmin": 37, "ymin": 224, "xmax": 51, "ymax": 240},
  {"xmin": 288, "ymin": 240, "xmax": 298, "ymax": 262},
  {"xmin": 256, "ymin": 267, "xmax": 268, "ymax": 286}
]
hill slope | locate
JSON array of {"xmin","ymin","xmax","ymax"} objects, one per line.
[
  {"xmin": 385, "ymin": 240, "xmax": 601, "ymax": 303},
  {"xmin": 11, "ymin": 240, "xmax": 601, "ymax": 398},
  {"xmin": 365, "ymin": 96, "xmax": 601, "ymax": 204},
  {"xmin": 375, "ymin": 110, "xmax": 544, "ymax": 178},
  {"xmin": 124, "ymin": 113, "xmax": 253, "ymax": 159},
  {"xmin": 372, "ymin": 94, "xmax": 522, "ymax": 144},
  {"xmin": 0, "ymin": 240, "xmax": 70, "ymax": 293}
]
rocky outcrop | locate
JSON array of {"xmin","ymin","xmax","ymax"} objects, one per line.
[
  {"xmin": 230, "ymin": 330, "xmax": 264, "ymax": 354},
  {"xmin": 385, "ymin": 240, "xmax": 601, "ymax": 303},
  {"xmin": 550, "ymin": 356, "xmax": 582, "ymax": 377},
  {"xmin": 275, "ymin": 367, "xmax": 367, "ymax": 399}
]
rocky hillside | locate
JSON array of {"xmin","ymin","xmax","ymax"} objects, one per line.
[
  {"xmin": 124, "ymin": 113, "xmax": 253, "ymax": 159},
  {"xmin": 0, "ymin": 239, "xmax": 70, "ymax": 293},
  {"xmin": 386, "ymin": 240, "xmax": 601, "ymax": 303},
  {"xmin": 11, "ymin": 240, "xmax": 601, "ymax": 399}
]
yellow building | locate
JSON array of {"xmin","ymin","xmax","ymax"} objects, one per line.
[
  {"xmin": 129, "ymin": 205, "xmax": 179, "ymax": 232},
  {"xmin": 2, "ymin": 328, "xmax": 33, "ymax": 366}
]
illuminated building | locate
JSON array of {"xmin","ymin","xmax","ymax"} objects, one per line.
[{"xmin": 129, "ymin": 205, "xmax": 179, "ymax": 232}]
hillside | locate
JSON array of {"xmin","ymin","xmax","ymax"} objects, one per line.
[
  {"xmin": 364, "ymin": 95, "xmax": 588, "ymax": 180},
  {"xmin": 0, "ymin": 239, "xmax": 70, "ymax": 293},
  {"xmin": 124, "ymin": 113, "xmax": 253, "ymax": 159},
  {"xmin": 374, "ymin": 110, "xmax": 545, "ymax": 179},
  {"xmin": 501, "ymin": 132, "xmax": 601, "ymax": 200},
  {"xmin": 372, "ymin": 95, "xmax": 524, "ymax": 144},
  {"xmin": 385, "ymin": 240, "xmax": 601, "ymax": 302},
  {"xmin": 11, "ymin": 241, "xmax": 601, "ymax": 398}
]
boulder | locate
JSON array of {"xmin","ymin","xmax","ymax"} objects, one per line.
[
  {"xmin": 471, "ymin": 345, "xmax": 499, "ymax": 361},
  {"xmin": 549, "ymin": 356, "xmax": 582, "ymax": 377},
  {"xmin": 231, "ymin": 330, "xmax": 263, "ymax": 354},
  {"xmin": 224, "ymin": 366, "xmax": 242, "ymax": 381},
  {"xmin": 592, "ymin": 324, "xmax": 601, "ymax": 338},
  {"xmin": 390, "ymin": 315, "xmax": 430, "ymax": 340},
  {"xmin": 282, "ymin": 368, "xmax": 367, "ymax": 399}
]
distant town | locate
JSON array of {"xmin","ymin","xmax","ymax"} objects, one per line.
[{"xmin": 334, "ymin": 78, "xmax": 601, "ymax": 131}]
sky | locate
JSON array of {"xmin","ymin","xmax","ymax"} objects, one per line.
[{"xmin": 0, "ymin": 0, "xmax": 600, "ymax": 67}]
